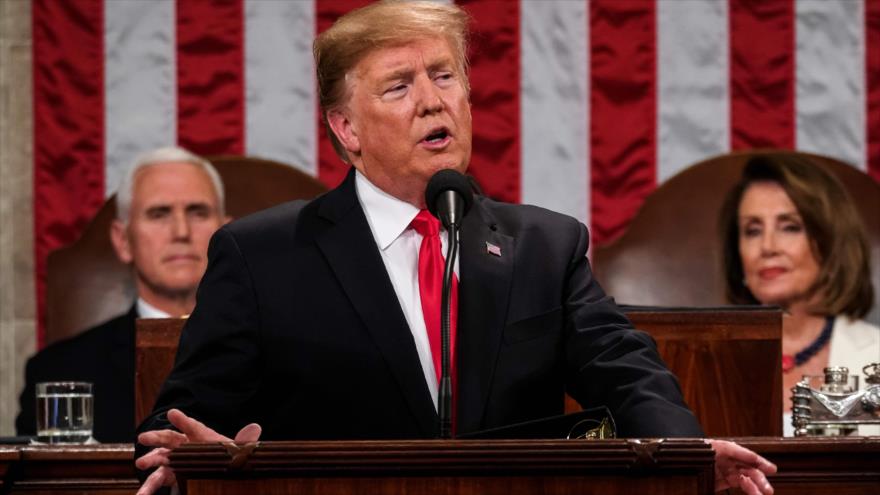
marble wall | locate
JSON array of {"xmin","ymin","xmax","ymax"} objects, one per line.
[{"xmin": 0, "ymin": 0, "xmax": 35, "ymax": 436}]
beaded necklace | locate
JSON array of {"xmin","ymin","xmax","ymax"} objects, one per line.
[{"xmin": 782, "ymin": 316, "xmax": 835, "ymax": 373}]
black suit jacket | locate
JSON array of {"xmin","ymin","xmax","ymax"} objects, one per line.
[
  {"xmin": 139, "ymin": 170, "xmax": 702, "ymax": 440},
  {"xmin": 17, "ymin": 306, "xmax": 137, "ymax": 443}
]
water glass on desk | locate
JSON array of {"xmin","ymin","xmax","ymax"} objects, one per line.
[{"xmin": 35, "ymin": 382, "xmax": 94, "ymax": 444}]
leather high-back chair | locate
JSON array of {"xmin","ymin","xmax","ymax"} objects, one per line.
[
  {"xmin": 45, "ymin": 156, "xmax": 328, "ymax": 345},
  {"xmin": 592, "ymin": 150, "xmax": 880, "ymax": 326}
]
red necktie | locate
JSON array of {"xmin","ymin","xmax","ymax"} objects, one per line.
[{"xmin": 410, "ymin": 210, "xmax": 458, "ymax": 391}]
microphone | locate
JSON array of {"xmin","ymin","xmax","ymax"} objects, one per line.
[
  {"xmin": 426, "ymin": 169, "xmax": 474, "ymax": 230},
  {"xmin": 424, "ymin": 169, "xmax": 473, "ymax": 439}
]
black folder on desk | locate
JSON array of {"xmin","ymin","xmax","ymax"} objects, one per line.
[{"xmin": 458, "ymin": 406, "xmax": 615, "ymax": 440}]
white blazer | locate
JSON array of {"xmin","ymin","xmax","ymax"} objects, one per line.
[
  {"xmin": 828, "ymin": 316, "xmax": 880, "ymax": 377},
  {"xmin": 827, "ymin": 316, "xmax": 879, "ymax": 436}
]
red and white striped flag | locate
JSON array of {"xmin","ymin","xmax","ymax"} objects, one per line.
[{"xmin": 32, "ymin": 0, "xmax": 880, "ymax": 346}]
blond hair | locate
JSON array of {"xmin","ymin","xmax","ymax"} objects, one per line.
[{"xmin": 314, "ymin": 0, "xmax": 471, "ymax": 163}]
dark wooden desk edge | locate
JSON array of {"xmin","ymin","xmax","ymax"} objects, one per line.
[
  {"xmin": 625, "ymin": 308, "xmax": 782, "ymax": 340},
  {"xmin": 732, "ymin": 436, "xmax": 880, "ymax": 448},
  {"xmin": 0, "ymin": 444, "xmax": 138, "ymax": 491},
  {"xmin": 4, "ymin": 437, "xmax": 877, "ymax": 459},
  {"xmin": 15, "ymin": 443, "xmax": 134, "ymax": 457},
  {"xmin": 167, "ymin": 439, "xmax": 714, "ymax": 477},
  {"xmin": 2, "ymin": 438, "xmax": 878, "ymax": 493}
]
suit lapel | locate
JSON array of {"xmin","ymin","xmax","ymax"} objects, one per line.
[
  {"xmin": 315, "ymin": 171, "xmax": 438, "ymax": 437},
  {"xmin": 456, "ymin": 200, "xmax": 514, "ymax": 434}
]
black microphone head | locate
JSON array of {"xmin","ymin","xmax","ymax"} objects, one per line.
[{"xmin": 425, "ymin": 169, "xmax": 474, "ymax": 220}]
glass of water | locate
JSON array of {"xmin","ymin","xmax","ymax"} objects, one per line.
[{"xmin": 35, "ymin": 381, "xmax": 94, "ymax": 444}]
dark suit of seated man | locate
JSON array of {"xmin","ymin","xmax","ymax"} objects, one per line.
[
  {"xmin": 134, "ymin": 3, "xmax": 776, "ymax": 495},
  {"xmin": 16, "ymin": 146, "xmax": 228, "ymax": 443}
]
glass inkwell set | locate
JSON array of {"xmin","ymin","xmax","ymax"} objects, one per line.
[{"xmin": 791, "ymin": 363, "xmax": 880, "ymax": 436}]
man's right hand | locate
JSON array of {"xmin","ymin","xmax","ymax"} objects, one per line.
[{"xmin": 135, "ymin": 408, "xmax": 262, "ymax": 495}]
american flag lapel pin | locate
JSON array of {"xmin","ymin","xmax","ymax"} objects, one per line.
[{"xmin": 486, "ymin": 241, "xmax": 502, "ymax": 257}]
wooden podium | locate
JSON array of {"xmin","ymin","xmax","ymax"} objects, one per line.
[
  {"xmin": 2, "ymin": 438, "xmax": 879, "ymax": 493},
  {"xmin": 626, "ymin": 307, "xmax": 782, "ymax": 436},
  {"xmin": 0, "ymin": 444, "xmax": 138, "ymax": 493},
  {"xmin": 168, "ymin": 439, "xmax": 715, "ymax": 495},
  {"xmin": 736, "ymin": 437, "xmax": 880, "ymax": 494},
  {"xmin": 137, "ymin": 306, "xmax": 782, "ymax": 437}
]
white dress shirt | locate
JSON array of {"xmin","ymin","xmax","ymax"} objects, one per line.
[
  {"xmin": 355, "ymin": 170, "xmax": 459, "ymax": 410},
  {"xmin": 136, "ymin": 298, "xmax": 172, "ymax": 319}
]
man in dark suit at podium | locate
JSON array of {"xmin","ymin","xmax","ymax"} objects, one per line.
[
  {"xmin": 16, "ymin": 147, "xmax": 227, "ymax": 443},
  {"xmin": 135, "ymin": 3, "xmax": 775, "ymax": 494}
]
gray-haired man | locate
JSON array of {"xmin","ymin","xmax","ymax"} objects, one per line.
[{"xmin": 16, "ymin": 146, "xmax": 228, "ymax": 442}]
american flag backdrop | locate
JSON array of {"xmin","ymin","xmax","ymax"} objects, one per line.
[{"xmin": 31, "ymin": 0, "xmax": 880, "ymax": 347}]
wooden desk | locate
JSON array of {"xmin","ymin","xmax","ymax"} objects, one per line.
[
  {"xmin": 138, "ymin": 307, "xmax": 782, "ymax": 437},
  {"xmin": 167, "ymin": 437, "xmax": 880, "ymax": 495},
  {"xmin": 135, "ymin": 317, "xmax": 183, "ymax": 431},
  {"xmin": 735, "ymin": 437, "xmax": 880, "ymax": 495},
  {"xmin": 0, "ymin": 444, "xmax": 138, "ymax": 494},
  {"xmin": 629, "ymin": 307, "xmax": 782, "ymax": 437},
  {"xmin": 0, "ymin": 446, "xmax": 17, "ymax": 490},
  {"xmin": 169, "ymin": 439, "xmax": 716, "ymax": 495},
  {"xmin": 0, "ymin": 438, "xmax": 877, "ymax": 494}
]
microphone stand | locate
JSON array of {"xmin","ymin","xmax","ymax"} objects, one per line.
[
  {"xmin": 429, "ymin": 179, "xmax": 470, "ymax": 440},
  {"xmin": 439, "ymin": 224, "xmax": 458, "ymax": 439}
]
